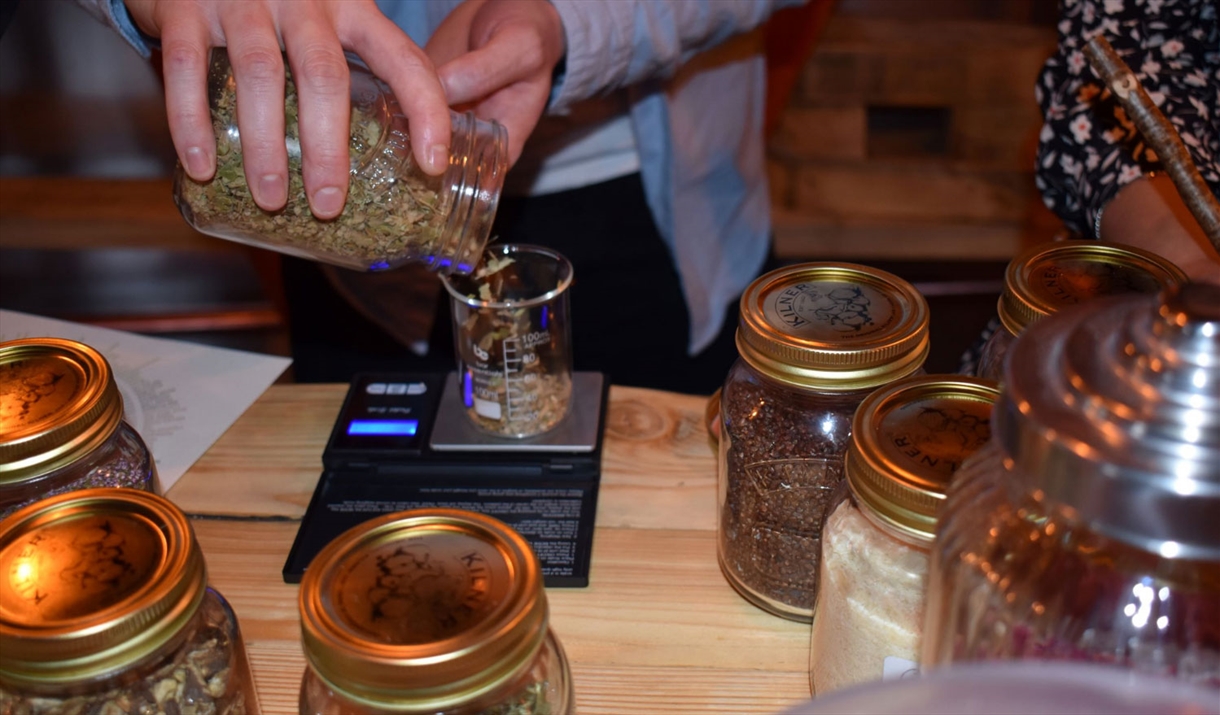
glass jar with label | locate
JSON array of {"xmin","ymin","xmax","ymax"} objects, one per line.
[
  {"xmin": 0, "ymin": 488, "xmax": 259, "ymax": 714},
  {"xmin": 174, "ymin": 49, "xmax": 507, "ymax": 274},
  {"xmin": 298, "ymin": 508, "xmax": 573, "ymax": 714},
  {"xmin": 809, "ymin": 375, "xmax": 999, "ymax": 695},
  {"xmin": 975, "ymin": 240, "xmax": 1186, "ymax": 381},
  {"xmin": 0, "ymin": 338, "xmax": 156, "ymax": 520},
  {"xmin": 718, "ymin": 263, "xmax": 930, "ymax": 622},
  {"xmin": 923, "ymin": 284, "xmax": 1220, "ymax": 685}
]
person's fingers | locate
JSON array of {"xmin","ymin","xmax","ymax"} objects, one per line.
[
  {"xmin": 282, "ymin": 11, "xmax": 351, "ymax": 219},
  {"xmin": 343, "ymin": 10, "xmax": 451, "ymax": 175},
  {"xmin": 422, "ymin": 0, "xmax": 485, "ymax": 68},
  {"xmin": 467, "ymin": 80, "xmax": 549, "ymax": 164},
  {"xmin": 434, "ymin": 18, "xmax": 554, "ymax": 166},
  {"xmin": 220, "ymin": 6, "xmax": 288, "ymax": 211},
  {"xmin": 158, "ymin": 7, "xmax": 216, "ymax": 181},
  {"xmin": 435, "ymin": 25, "xmax": 546, "ymax": 107}
]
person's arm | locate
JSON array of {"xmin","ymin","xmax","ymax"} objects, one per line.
[
  {"xmin": 1034, "ymin": 0, "xmax": 1219, "ymax": 279},
  {"xmin": 1100, "ymin": 173, "xmax": 1220, "ymax": 283},
  {"xmin": 73, "ymin": 0, "xmax": 452, "ymax": 219},
  {"xmin": 544, "ymin": 0, "xmax": 806, "ymax": 113},
  {"xmin": 425, "ymin": 0, "xmax": 806, "ymax": 164}
]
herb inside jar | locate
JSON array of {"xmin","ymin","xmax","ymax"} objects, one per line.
[
  {"xmin": 484, "ymin": 680, "xmax": 551, "ymax": 715},
  {"xmin": 176, "ymin": 64, "xmax": 446, "ymax": 269},
  {"xmin": 0, "ymin": 601, "xmax": 249, "ymax": 715}
]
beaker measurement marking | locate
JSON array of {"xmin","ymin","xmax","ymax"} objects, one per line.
[{"xmin": 502, "ymin": 337, "xmax": 533, "ymax": 421}]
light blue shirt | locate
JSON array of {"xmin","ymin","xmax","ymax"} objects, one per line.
[{"xmin": 91, "ymin": 0, "xmax": 800, "ymax": 353}]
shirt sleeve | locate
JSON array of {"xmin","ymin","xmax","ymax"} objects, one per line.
[
  {"xmin": 1034, "ymin": 0, "xmax": 1220, "ymax": 237},
  {"xmin": 72, "ymin": 0, "xmax": 158, "ymax": 58},
  {"xmin": 546, "ymin": 0, "xmax": 807, "ymax": 113}
]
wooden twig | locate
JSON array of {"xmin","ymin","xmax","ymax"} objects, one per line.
[{"xmin": 1083, "ymin": 35, "xmax": 1220, "ymax": 251}]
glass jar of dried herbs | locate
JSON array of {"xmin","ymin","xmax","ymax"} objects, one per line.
[
  {"xmin": 298, "ymin": 508, "xmax": 573, "ymax": 715},
  {"xmin": 0, "ymin": 338, "xmax": 156, "ymax": 521},
  {"xmin": 717, "ymin": 263, "xmax": 930, "ymax": 622},
  {"xmin": 174, "ymin": 49, "xmax": 507, "ymax": 273},
  {"xmin": 0, "ymin": 488, "xmax": 258, "ymax": 715}
]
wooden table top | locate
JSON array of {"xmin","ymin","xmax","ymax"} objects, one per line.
[{"xmin": 167, "ymin": 384, "xmax": 812, "ymax": 715}]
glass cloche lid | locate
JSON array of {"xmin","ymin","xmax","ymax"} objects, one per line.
[{"xmin": 995, "ymin": 283, "xmax": 1220, "ymax": 561}]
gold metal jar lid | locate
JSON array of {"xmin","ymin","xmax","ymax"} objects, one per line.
[
  {"xmin": 737, "ymin": 263, "xmax": 930, "ymax": 391},
  {"xmin": 845, "ymin": 375, "xmax": 1000, "ymax": 544},
  {"xmin": 0, "ymin": 338, "xmax": 125, "ymax": 485},
  {"xmin": 0, "ymin": 488, "xmax": 208, "ymax": 686},
  {"xmin": 299, "ymin": 508, "xmax": 549, "ymax": 712},
  {"xmin": 997, "ymin": 240, "xmax": 1187, "ymax": 337}
]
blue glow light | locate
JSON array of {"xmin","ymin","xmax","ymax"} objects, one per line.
[
  {"xmin": 463, "ymin": 370, "xmax": 474, "ymax": 408},
  {"xmin": 541, "ymin": 305, "xmax": 548, "ymax": 330},
  {"xmin": 347, "ymin": 420, "xmax": 418, "ymax": 436}
]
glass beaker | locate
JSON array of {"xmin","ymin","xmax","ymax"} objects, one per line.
[{"xmin": 441, "ymin": 245, "xmax": 573, "ymax": 438}]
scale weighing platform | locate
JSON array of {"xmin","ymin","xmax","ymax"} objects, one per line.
[{"xmin": 283, "ymin": 371, "xmax": 608, "ymax": 588}]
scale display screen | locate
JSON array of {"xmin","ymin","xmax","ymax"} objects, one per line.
[
  {"xmin": 347, "ymin": 419, "xmax": 418, "ymax": 436},
  {"xmin": 328, "ymin": 378, "xmax": 438, "ymax": 453}
]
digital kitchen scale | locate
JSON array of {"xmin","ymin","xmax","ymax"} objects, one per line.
[{"xmin": 283, "ymin": 371, "xmax": 608, "ymax": 587}]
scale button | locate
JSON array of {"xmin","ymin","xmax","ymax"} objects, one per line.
[
  {"xmin": 366, "ymin": 383, "xmax": 388, "ymax": 395},
  {"xmin": 387, "ymin": 383, "xmax": 408, "ymax": 395}
]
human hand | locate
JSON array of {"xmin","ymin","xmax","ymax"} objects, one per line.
[
  {"xmin": 1100, "ymin": 173, "xmax": 1220, "ymax": 285},
  {"xmin": 425, "ymin": 0, "xmax": 565, "ymax": 165},
  {"xmin": 125, "ymin": 0, "xmax": 451, "ymax": 219}
]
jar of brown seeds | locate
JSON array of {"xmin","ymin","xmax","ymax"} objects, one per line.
[
  {"xmin": 174, "ymin": 49, "xmax": 507, "ymax": 274},
  {"xmin": 717, "ymin": 263, "xmax": 929, "ymax": 622},
  {"xmin": 0, "ymin": 489, "xmax": 258, "ymax": 715}
]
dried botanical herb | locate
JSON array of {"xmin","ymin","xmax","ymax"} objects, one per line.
[
  {"xmin": 466, "ymin": 370, "xmax": 571, "ymax": 438},
  {"xmin": 474, "ymin": 254, "xmax": 516, "ymax": 281},
  {"xmin": 177, "ymin": 66, "xmax": 446, "ymax": 269},
  {"xmin": 483, "ymin": 680, "xmax": 551, "ymax": 715},
  {"xmin": 0, "ymin": 595, "xmax": 251, "ymax": 715}
]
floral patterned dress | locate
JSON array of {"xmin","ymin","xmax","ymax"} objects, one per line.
[
  {"xmin": 1036, "ymin": 0, "xmax": 1219, "ymax": 238},
  {"xmin": 960, "ymin": 0, "xmax": 1218, "ymax": 375}
]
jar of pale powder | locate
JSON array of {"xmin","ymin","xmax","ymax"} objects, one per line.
[{"xmin": 809, "ymin": 375, "xmax": 998, "ymax": 695}]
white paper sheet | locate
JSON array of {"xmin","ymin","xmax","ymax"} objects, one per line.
[{"xmin": 1, "ymin": 310, "xmax": 292, "ymax": 491}]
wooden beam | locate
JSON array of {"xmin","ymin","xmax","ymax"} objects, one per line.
[{"xmin": 0, "ymin": 177, "xmax": 224, "ymax": 251}]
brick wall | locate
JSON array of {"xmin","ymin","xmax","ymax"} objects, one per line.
[{"xmin": 768, "ymin": 0, "xmax": 1065, "ymax": 261}]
